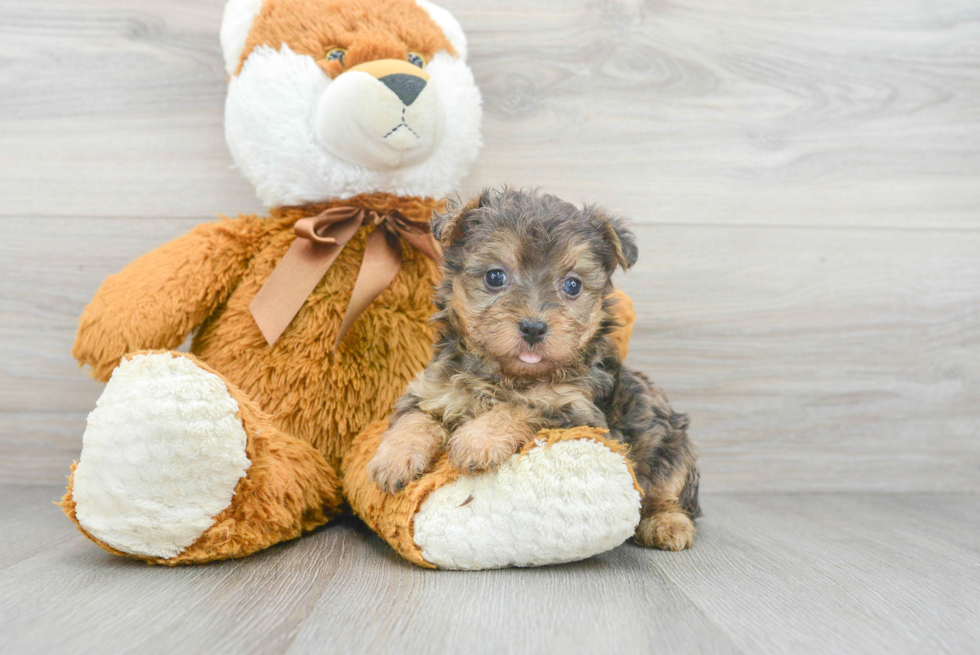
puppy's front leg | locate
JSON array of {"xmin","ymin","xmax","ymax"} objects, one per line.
[
  {"xmin": 634, "ymin": 464, "xmax": 699, "ymax": 551},
  {"xmin": 368, "ymin": 411, "xmax": 448, "ymax": 493},
  {"xmin": 449, "ymin": 403, "xmax": 537, "ymax": 473}
]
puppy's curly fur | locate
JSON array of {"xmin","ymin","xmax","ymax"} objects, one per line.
[{"xmin": 368, "ymin": 187, "xmax": 700, "ymax": 550}]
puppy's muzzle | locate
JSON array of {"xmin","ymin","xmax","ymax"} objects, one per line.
[{"xmin": 519, "ymin": 319, "xmax": 548, "ymax": 346}]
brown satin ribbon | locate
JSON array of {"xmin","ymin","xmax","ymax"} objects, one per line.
[{"xmin": 249, "ymin": 206, "xmax": 442, "ymax": 347}]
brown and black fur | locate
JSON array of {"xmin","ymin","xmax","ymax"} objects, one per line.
[{"xmin": 367, "ymin": 187, "xmax": 700, "ymax": 550}]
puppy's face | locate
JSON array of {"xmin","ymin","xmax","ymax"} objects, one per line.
[{"xmin": 434, "ymin": 189, "xmax": 638, "ymax": 378}]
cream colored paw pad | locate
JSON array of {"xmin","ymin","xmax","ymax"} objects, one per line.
[
  {"xmin": 72, "ymin": 354, "xmax": 251, "ymax": 559},
  {"xmin": 413, "ymin": 439, "xmax": 642, "ymax": 569}
]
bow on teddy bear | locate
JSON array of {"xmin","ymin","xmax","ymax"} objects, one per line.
[{"xmin": 62, "ymin": 0, "xmax": 642, "ymax": 570}]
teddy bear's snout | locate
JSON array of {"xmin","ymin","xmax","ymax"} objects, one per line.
[{"xmin": 313, "ymin": 58, "xmax": 443, "ymax": 170}]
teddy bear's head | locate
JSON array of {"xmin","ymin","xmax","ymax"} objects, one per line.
[{"xmin": 221, "ymin": 0, "xmax": 482, "ymax": 208}]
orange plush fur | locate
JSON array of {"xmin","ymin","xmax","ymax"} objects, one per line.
[
  {"xmin": 73, "ymin": 194, "xmax": 442, "ymax": 474},
  {"xmin": 239, "ymin": 0, "xmax": 455, "ymax": 77},
  {"xmin": 67, "ymin": 193, "xmax": 443, "ymax": 563}
]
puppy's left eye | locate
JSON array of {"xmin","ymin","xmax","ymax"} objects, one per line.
[
  {"xmin": 407, "ymin": 52, "xmax": 426, "ymax": 68},
  {"xmin": 562, "ymin": 277, "xmax": 583, "ymax": 297}
]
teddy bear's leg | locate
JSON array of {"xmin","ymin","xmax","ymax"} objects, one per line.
[
  {"xmin": 343, "ymin": 423, "xmax": 643, "ymax": 570},
  {"xmin": 60, "ymin": 351, "xmax": 343, "ymax": 565}
]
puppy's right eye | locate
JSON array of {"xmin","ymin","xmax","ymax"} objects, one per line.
[{"xmin": 484, "ymin": 269, "xmax": 507, "ymax": 289}]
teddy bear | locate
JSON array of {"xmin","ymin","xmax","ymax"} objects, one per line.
[{"xmin": 60, "ymin": 0, "xmax": 644, "ymax": 570}]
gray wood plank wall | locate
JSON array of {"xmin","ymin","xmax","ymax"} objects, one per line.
[{"xmin": 1, "ymin": 0, "xmax": 978, "ymax": 491}]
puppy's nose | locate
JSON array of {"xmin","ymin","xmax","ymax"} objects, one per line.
[
  {"xmin": 518, "ymin": 319, "xmax": 548, "ymax": 346},
  {"xmin": 379, "ymin": 74, "xmax": 427, "ymax": 106}
]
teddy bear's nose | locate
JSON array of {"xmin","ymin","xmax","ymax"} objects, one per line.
[{"xmin": 378, "ymin": 73, "xmax": 427, "ymax": 106}]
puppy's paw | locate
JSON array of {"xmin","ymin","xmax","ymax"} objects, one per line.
[
  {"xmin": 448, "ymin": 437, "xmax": 512, "ymax": 473},
  {"xmin": 368, "ymin": 414, "xmax": 446, "ymax": 493},
  {"xmin": 368, "ymin": 441, "xmax": 431, "ymax": 494},
  {"xmin": 448, "ymin": 423, "xmax": 520, "ymax": 473},
  {"xmin": 635, "ymin": 511, "xmax": 697, "ymax": 551},
  {"xmin": 448, "ymin": 405, "xmax": 536, "ymax": 474}
]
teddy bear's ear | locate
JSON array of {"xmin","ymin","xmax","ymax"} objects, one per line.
[
  {"xmin": 431, "ymin": 190, "xmax": 487, "ymax": 247},
  {"xmin": 415, "ymin": 0, "xmax": 468, "ymax": 60},
  {"xmin": 220, "ymin": 0, "xmax": 265, "ymax": 76},
  {"xmin": 588, "ymin": 206, "xmax": 639, "ymax": 271}
]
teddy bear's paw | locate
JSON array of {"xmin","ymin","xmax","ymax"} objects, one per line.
[
  {"xmin": 634, "ymin": 511, "xmax": 697, "ymax": 551},
  {"xmin": 413, "ymin": 437, "xmax": 642, "ymax": 569},
  {"xmin": 69, "ymin": 352, "xmax": 251, "ymax": 560}
]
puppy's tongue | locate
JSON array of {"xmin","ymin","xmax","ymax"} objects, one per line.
[{"xmin": 519, "ymin": 352, "xmax": 543, "ymax": 364}]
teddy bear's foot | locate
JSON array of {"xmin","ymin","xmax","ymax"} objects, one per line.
[
  {"xmin": 61, "ymin": 351, "xmax": 342, "ymax": 564},
  {"xmin": 345, "ymin": 423, "xmax": 643, "ymax": 570}
]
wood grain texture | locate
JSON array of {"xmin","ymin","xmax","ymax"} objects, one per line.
[
  {"xmin": 620, "ymin": 223, "xmax": 980, "ymax": 492},
  {"xmin": 2, "ymin": 0, "xmax": 979, "ymax": 491},
  {"xmin": 0, "ymin": 0, "xmax": 264, "ymax": 219},
  {"xmin": 0, "ymin": 485, "xmax": 76, "ymax": 571},
  {"xmin": 2, "ymin": 486, "xmax": 978, "ymax": 654},
  {"xmin": 0, "ymin": 0, "xmax": 978, "ymax": 225}
]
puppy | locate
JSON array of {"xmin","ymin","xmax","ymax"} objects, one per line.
[{"xmin": 368, "ymin": 188, "xmax": 700, "ymax": 551}]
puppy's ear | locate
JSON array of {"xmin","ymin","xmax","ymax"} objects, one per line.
[
  {"xmin": 590, "ymin": 208, "xmax": 639, "ymax": 271},
  {"xmin": 431, "ymin": 190, "xmax": 487, "ymax": 247}
]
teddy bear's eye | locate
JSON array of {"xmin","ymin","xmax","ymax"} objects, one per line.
[
  {"xmin": 407, "ymin": 52, "xmax": 425, "ymax": 68},
  {"xmin": 325, "ymin": 48, "xmax": 346, "ymax": 65}
]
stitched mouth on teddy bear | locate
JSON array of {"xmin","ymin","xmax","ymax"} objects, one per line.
[{"xmin": 382, "ymin": 108, "xmax": 422, "ymax": 147}]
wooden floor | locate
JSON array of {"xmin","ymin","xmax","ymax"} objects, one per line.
[
  {"xmin": 2, "ymin": 485, "xmax": 978, "ymax": 654},
  {"xmin": 2, "ymin": 0, "xmax": 979, "ymax": 652}
]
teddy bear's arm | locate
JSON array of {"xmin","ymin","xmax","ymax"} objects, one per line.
[
  {"xmin": 73, "ymin": 218, "xmax": 263, "ymax": 381},
  {"xmin": 608, "ymin": 288, "xmax": 636, "ymax": 361}
]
